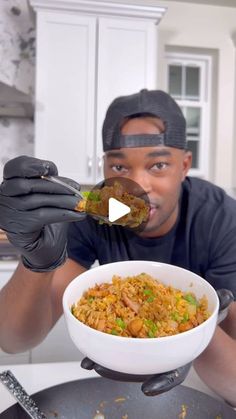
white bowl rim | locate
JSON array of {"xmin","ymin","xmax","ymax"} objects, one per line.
[{"xmin": 63, "ymin": 260, "xmax": 219, "ymax": 342}]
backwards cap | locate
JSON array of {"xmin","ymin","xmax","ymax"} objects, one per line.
[{"xmin": 102, "ymin": 89, "xmax": 186, "ymax": 151}]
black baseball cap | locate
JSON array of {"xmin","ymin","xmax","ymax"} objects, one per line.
[{"xmin": 102, "ymin": 89, "xmax": 186, "ymax": 151}]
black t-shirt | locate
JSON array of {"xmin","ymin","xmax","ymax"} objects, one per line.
[{"xmin": 67, "ymin": 177, "xmax": 236, "ymax": 297}]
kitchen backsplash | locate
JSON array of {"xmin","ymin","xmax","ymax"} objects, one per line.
[
  {"xmin": 0, "ymin": 0, "xmax": 35, "ymax": 181},
  {"xmin": 0, "ymin": 117, "xmax": 34, "ymax": 180},
  {"xmin": 0, "ymin": 0, "xmax": 35, "ymax": 95}
]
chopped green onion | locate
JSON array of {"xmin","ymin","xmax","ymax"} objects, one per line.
[
  {"xmin": 184, "ymin": 294, "xmax": 198, "ymax": 306},
  {"xmin": 82, "ymin": 191, "xmax": 90, "ymax": 198},
  {"xmin": 111, "ymin": 328, "xmax": 119, "ymax": 335},
  {"xmin": 182, "ymin": 312, "xmax": 189, "ymax": 323},
  {"xmin": 144, "ymin": 319, "xmax": 154, "ymax": 327},
  {"xmin": 116, "ymin": 318, "xmax": 126, "ymax": 330},
  {"xmin": 171, "ymin": 312, "xmax": 181, "ymax": 321},
  {"xmin": 148, "ymin": 330, "xmax": 155, "ymax": 338},
  {"xmin": 82, "ymin": 191, "xmax": 101, "ymax": 201},
  {"xmin": 143, "ymin": 289, "xmax": 152, "ymax": 296},
  {"xmin": 88, "ymin": 297, "xmax": 94, "ymax": 303},
  {"xmin": 147, "ymin": 296, "xmax": 155, "ymax": 303},
  {"xmin": 144, "ymin": 319, "xmax": 158, "ymax": 333},
  {"xmin": 70, "ymin": 304, "xmax": 76, "ymax": 315}
]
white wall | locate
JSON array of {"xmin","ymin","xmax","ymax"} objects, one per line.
[
  {"xmin": 112, "ymin": 0, "xmax": 236, "ymax": 189},
  {"xmin": 1, "ymin": 0, "xmax": 236, "ymax": 190},
  {"xmin": 156, "ymin": 1, "xmax": 236, "ymax": 190}
]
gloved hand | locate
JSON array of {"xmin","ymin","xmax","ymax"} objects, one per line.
[
  {"xmin": 81, "ymin": 288, "xmax": 234, "ymax": 396},
  {"xmin": 0, "ymin": 155, "xmax": 85, "ymax": 272},
  {"xmin": 81, "ymin": 357, "xmax": 191, "ymax": 396},
  {"xmin": 216, "ymin": 288, "xmax": 234, "ymax": 323}
]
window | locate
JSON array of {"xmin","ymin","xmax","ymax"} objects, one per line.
[{"xmin": 166, "ymin": 52, "xmax": 212, "ymax": 178}]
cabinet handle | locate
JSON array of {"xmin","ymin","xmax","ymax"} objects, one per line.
[
  {"xmin": 97, "ymin": 156, "xmax": 103, "ymax": 176},
  {"xmin": 87, "ymin": 157, "xmax": 92, "ymax": 176}
]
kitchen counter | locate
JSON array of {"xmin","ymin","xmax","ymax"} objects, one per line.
[{"xmin": 0, "ymin": 362, "xmax": 223, "ymax": 413}]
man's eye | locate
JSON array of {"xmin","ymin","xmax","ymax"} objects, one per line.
[
  {"xmin": 111, "ymin": 165, "xmax": 127, "ymax": 173},
  {"xmin": 151, "ymin": 162, "xmax": 168, "ymax": 171}
]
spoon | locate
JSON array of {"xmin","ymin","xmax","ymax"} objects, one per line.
[{"xmin": 41, "ymin": 175, "xmax": 112, "ymax": 224}]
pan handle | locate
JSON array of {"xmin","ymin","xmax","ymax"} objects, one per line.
[
  {"xmin": 0, "ymin": 370, "xmax": 47, "ymax": 419},
  {"xmin": 216, "ymin": 289, "xmax": 234, "ymax": 324}
]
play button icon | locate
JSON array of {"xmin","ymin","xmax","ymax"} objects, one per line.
[
  {"xmin": 84, "ymin": 176, "xmax": 150, "ymax": 233},
  {"xmin": 108, "ymin": 198, "xmax": 130, "ymax": 223}
]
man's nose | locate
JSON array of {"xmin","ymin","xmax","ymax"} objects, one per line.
[{"xmin": 127, "ymin": 172, "xmax": 152, "ymax": 197}]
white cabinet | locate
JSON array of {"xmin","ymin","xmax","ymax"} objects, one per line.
[
  {"xmin": 95, "ymin": 17, "xmax": 158, "ymax": 180},
  {"xmin": 30, "ymin": 0, "xmax": 166, "ymax": 184},
  {"xmin": 34, "ymin": 13, "xmax": 97, "ymax": 184}
]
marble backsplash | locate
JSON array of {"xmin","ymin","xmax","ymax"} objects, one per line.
[
  {"xmin": 0, "ymin": 0, "xmax": 35, "ymax": 181},
  {"xmin": 0, "ymin": 117, "xmax": 34, "ymax": 181},
  {"xmin": 0, "ymin": 0, "xmax": 35, "ymax": 95}
]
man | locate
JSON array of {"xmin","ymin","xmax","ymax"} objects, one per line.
[{"xmin": 0, "ymin": 90, "xmax": 235, "ymax": 405}]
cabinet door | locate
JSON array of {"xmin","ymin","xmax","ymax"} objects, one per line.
[
  {"xmin": 35, "ymin": 12, "xmax": 96, "ymax": 184},
  {"xmin": 95, "ymin": 17, "xmax": 158, "ymax": 182}
]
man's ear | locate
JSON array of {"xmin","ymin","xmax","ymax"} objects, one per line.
[{"xmin": 182, "ymin": 151, "xmax": 192, "ymax": 180}]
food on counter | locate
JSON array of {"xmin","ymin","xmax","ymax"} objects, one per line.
[
  {"xmin": 93, "ymin": 410, "xmax": 128, "ymax": 419},
  {"xmin": 178, "ymin": 404, "xmax": 188, "ymax": 419},
  {"xmin": 71, "ymin": 273, "xmax": 210, "ymax": 338},
  {"xmin": 114, "ymin": 397, "xmax": 126, "ymax": 403},
  {"xmin": 74, "ymin": 181, "xmax": 149, "ymax": 227},
  {"xmin": 93, "ymin": 412, "xmax": 105, "ymax": 419}
]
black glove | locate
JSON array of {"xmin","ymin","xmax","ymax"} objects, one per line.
[
  {"xmin": 81, "ymin": 357, "xmax": 191, "ymax": 396},
  {"xmin": 0, "ymin": 155, "xmax": 85, "ymax": 272},
  {"xmin": 81, "ymin": 288, "xmax": 234, "ymax": 396},
  {"xmin": 216, "ymin": 288, "xmax": 234, "ymax": 323}
]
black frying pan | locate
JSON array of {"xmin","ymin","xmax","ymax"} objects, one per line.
[{"xmin": 0, "ymin": 377, "xmax": 235, "ymax": 419}]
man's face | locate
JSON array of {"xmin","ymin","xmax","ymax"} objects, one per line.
[{"xmin": 103, "ymin": 116, "xmax": 192, "ymax": 237}]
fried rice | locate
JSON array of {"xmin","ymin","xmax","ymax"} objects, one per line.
[{"xmin": 71, "ymin": 273, "xmax": 210, "ymax": 338}]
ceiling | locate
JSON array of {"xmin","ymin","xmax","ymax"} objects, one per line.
[{"xmin": 165, "ymin": 0, "xmax": 236, "ymax": 7}]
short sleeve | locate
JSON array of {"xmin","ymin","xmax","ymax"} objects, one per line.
[{"xmin": 67, "ymin": 218, "xmax": 97, "ymax": 269}]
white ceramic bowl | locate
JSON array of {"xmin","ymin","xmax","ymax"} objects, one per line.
[{"xmin": 63, "ymin": 261, "xmax": 219, "ymax": 375}]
